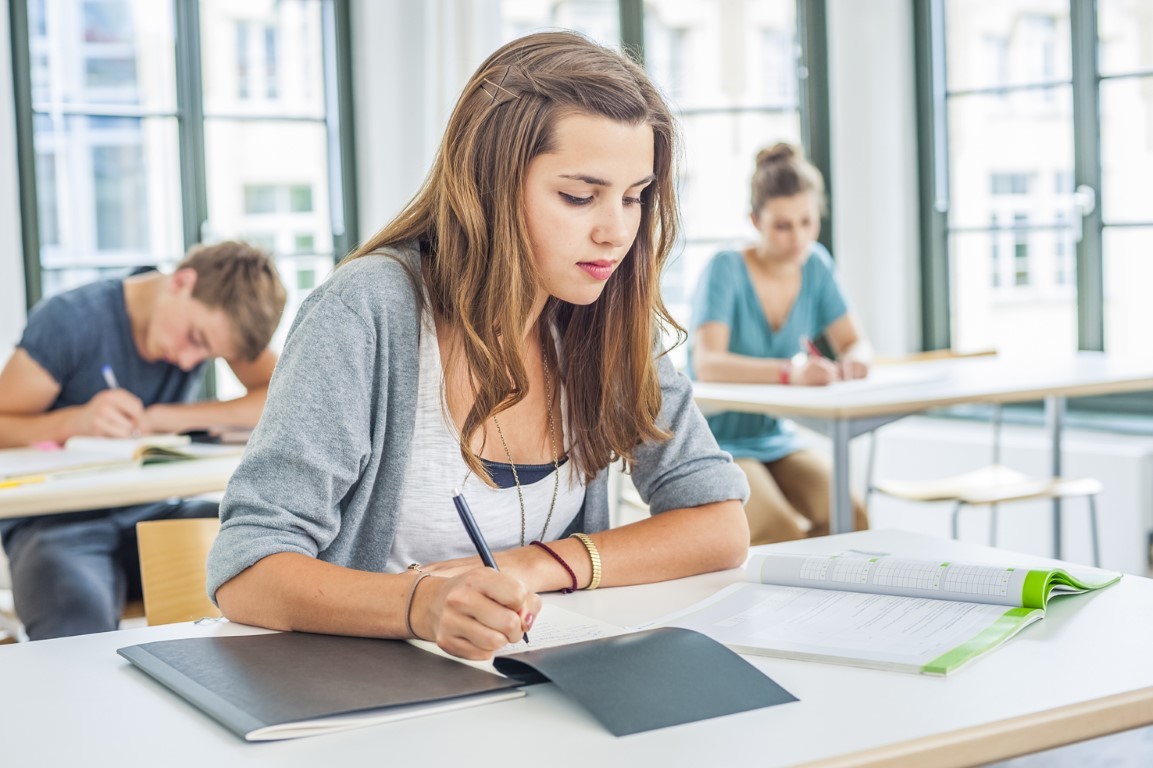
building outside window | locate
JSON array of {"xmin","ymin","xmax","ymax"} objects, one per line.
[
  {"xmin": 921, "ymin": 0, "xmax": 1153, "ymax": 416},
  {"xmin": 14, "ymin": 0, "xmax": 357, "ymax": 396}
]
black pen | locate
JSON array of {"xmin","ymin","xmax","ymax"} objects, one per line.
[{"xmin": 452, "ymin": 488, "xmax": 529, "ymax": 643}]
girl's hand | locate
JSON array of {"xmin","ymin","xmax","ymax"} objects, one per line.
[
  {"xmin": 409, "ymin": 569, "xmax": 539, "ymax": 660},
  {"xmin": 839, "ymin": 356, "xmax": 870, "ymax": 381},
  {"xmin": 793, "ymin": 357, "xmax": 841, "ymax": 386}
]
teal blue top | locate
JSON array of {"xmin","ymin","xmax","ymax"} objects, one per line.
[{"xmin": 688, "ymin": 243, "xmax": 849, "ymax": 462}]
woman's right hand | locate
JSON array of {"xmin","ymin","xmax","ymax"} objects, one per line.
[
  {"xmin": 409, "ymin": 569, "xmax": 539, "ymax": 660},
  {"xmin": 793, "ymin": 356, "xmax": 841, "ymax": 386}
]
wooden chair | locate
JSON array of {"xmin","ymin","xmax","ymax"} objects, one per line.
[
  {"xmin": 864, "ymin": 350, "xmax": 1103, "ymax": 566},
  {"xmin": 136, "ymin": 518, "xmax": 222, "ymax": 626}
]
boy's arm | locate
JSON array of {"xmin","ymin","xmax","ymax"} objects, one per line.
[
  {"xmin": 142, "ymin": 348, "xmax": 278, "ymax": 434},
  {"xmin": 0, "ymin": 348, "xmax": 145, "ymax": 447}
]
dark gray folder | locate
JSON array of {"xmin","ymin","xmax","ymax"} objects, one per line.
[
  {"xmin": 118, "ymin": 632, "xmax": 524, "ymax": 741},
  {"xmin": 495, "ymin": 627, "xmax": 798, "ymax": 736}
]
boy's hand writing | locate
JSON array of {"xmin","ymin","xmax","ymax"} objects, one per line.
[{"xmin": 72, "ymin": 388, "xmax": 145, "ymax": 437}]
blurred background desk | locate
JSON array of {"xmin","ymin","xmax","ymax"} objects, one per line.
[
  {"xmin": 693, "ymin": 352, "xmax": 1153, "ymax": 549},
  {"xmin": 0, "ymin": 455, "xmax": 241, "ymax": 519}
]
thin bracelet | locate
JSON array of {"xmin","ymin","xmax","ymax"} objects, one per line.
[
  {"xmin": 530, "ymin": 540, "xmax": 577, "ymax": 594},
  {"xmin": 404, "ymin": 572, "xmax": 432, "ymax": 639},
  {"xmin": 569, "ymin": 532, "xmax": 602, "ymax": 590}
]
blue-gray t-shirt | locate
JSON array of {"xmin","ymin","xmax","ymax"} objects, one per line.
[
  {"xmin": 19, "ymin": 279, "xmax": 205, "ymax": 411},
  {"xmin": 687, "ymin": 243, "xmax": 849, "ymax": 462}
]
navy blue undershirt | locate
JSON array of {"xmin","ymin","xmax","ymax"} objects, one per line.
[{"xmin": 480, "ymin": 457, "xmax": 568, "ymax": 489}]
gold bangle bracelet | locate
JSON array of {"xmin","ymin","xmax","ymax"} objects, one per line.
[{"xmin": 569, "ymin": 533, "xmax": 602, "ymax": 590}]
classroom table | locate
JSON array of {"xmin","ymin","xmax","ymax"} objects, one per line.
[
  {"xmin": 0, "ymin": 455, "xmax": 241, "ymax": 519},
  {"xmin": 692, "ymin": 351, "xmax": 1153, "ymax": 550},
  {"xmin": 1, "ymin": 529, "xmax": 1150, "ymax": 767}
]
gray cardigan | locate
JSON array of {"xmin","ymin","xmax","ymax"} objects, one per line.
[{"xmin": 207, "ymin": 244, "xmax": 749, "ymax": 599}]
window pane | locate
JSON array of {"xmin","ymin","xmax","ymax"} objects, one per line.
[
  {"xmin": 498, "ymin": 0, "xmax": 620, "ymax": 46},
  {"xmin": 204, "ymin": 118, "xmax": 333, "ymax": 367},
  {"xmin": 944, "ymin": 0, "xmax": 1070, "ymax": 92},
  {"xmin": 1098, "ymin": 0, "xmax": 1153, "ymax": 77},
  {"xmin": 947, "ymin": 88, "xmax": 1074, "ymax": 230},
  {"xmin": 1103, "ymin": 227, "xmax": 1153, "ymax": 359},
  {"xmin": 1100, "ymin": 77, "xmax": 1153, "ymax": 225},
  {"xmin": 643, "ymin": 0, "xmax": 797, "ymax": 110},
  {"xmin": 200, "ymin": 0, "xmax": 325, "ymax": 118},
  {"xmin": 949, "ymin": 231, "xmax": 1076, "ymax": 357},
  {"xmin": 29, "ymin": 0, "xmax": 177, "ymax": 109},
  {"xmin": 34, "ymin": 114, "xmax": 184, "ymax": 295}
]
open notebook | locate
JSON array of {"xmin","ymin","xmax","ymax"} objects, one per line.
[
  {"xmin": 0, "ymin": 435, "xmax": 244, "ymax": 484},
  {"xmin": 650, "ymin": 549, "xmax": 1120, "ymax": 676}
]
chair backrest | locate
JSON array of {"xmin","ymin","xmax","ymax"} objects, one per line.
[{"xmin": 136, "ymin": 518, "xmax": 222, "ymax": 626}]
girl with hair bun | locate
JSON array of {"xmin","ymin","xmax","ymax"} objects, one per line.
[
  {"xmin": 689, "ymin": 142, "xmax": 872, "ymax": 545},
  {"xmin": 208, "ymin": 31, "xmax": 750, "ymax": 661}
]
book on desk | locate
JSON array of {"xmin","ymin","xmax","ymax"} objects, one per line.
[
  {"xmin": 117, "ymin": 603, "xmax": 797, "ymax": 740},
  {"xmin": 0, "ymin": 435, "xmax": 245, "ymax": 485},
  {"xmin": 650, "ymin": 549, "xmax": 1120, "ymax": 676}
]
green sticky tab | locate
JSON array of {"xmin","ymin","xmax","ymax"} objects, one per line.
[{"xmin": 922, "ymin": 607, "xmax": 1036, "ymax": 675}]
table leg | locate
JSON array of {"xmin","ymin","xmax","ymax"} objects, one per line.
[
  {"xmin": 830, "ymin": 419, "xmax": 853, "ymax": 534},
  {"xmin": 1046, "ymin": 395, "xmax": 1066, "ymax": 559}
]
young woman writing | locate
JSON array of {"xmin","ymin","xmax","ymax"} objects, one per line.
[
  {"xmin": 689, "ymin": 143, "xmax": 872, "ymax": 545},
  {"xmin": 208, "ymin": 31, "xmax": 750, "ymax": 660}
]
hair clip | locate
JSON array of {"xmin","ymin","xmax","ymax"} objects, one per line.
[{"xmin": 480, "ymin": 65, "xmax": 518, "ymax": 106}]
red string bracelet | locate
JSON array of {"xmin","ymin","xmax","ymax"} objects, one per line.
[{"xmin": 530, "ymin": 540, "xmax": 577, "ymax": 594}]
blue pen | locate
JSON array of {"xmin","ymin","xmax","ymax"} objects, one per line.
[
  {"xmin": 101, "ymin": 364, "xmax": 120, "ymax": 389},
  {"xmin": 452, "ymin": 488, "xmax": 529, "ymax": 643}
]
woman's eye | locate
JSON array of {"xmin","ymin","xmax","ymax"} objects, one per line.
[
  {"xmin": 560, "ymin": 193, "xmax": 593, "ymax": 206},
  {"xmin": 624, "ymin": 196, "xmax": 644, "ymax": 207}
]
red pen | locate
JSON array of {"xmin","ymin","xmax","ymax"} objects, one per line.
[{"xmin": 801, "ymin": 336, "xmax": 824, "ymax": 360}]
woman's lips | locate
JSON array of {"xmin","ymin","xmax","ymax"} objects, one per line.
[{"xmin": 578, "ymin": 261, "xmax": 615, "ymax": 280}]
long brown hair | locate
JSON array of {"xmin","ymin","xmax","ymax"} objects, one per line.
[{"xmin": 346, "ymin": 30, "xmax": 681, "ymax": 482}]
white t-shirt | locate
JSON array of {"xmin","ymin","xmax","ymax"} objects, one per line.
[{"xmin": 387, "ymin": 309, "xmax": 586, "ymax": 572}]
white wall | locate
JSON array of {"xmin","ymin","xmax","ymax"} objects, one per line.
[
  {"xmin": 0, "ymin": 0, "xmax": 28, "ymax": 352},
  {"xmin": 827, "ymin": 0, "xmax": 922, "ymax": 357},
  {"xmin": 350, "ymin": 0, "xmax": 501, "ymax": 238}
]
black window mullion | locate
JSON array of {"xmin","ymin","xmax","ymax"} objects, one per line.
[
  {"xmin": 618, "ymin": 0, "xmax": 644, "ymax": 64},
  {"xmin": 173, "ymin": 0, "xmax": 214, "ymax": 398},
  {"xmin": 797, "ymin": 0, "xmax": 832, "ymax": 256},
  {"xmin": 174, "ymin": 0, "xmax": 208, "ymax": 250},
  {"xmin": 327, "ymin": 0, "xmax": 358, "ymax": 261},
  {"xmin": 1070, "ymin": 0, "xmax": 1103, "ymax": 352},
  {"xmin": 915, "ymin": 0, "xmax": 951, "ymax": 351},
  {"xmin": 9, "ymin": 0, "xmax": 42, "ymax": 308}
]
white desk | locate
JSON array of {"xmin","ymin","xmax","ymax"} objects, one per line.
[
  {"xmin": 0, "ymin": 456, "xmax": 241, "ymax": 519},
  {"xmin": 693, "ymin": 352, "xmax": 1153, "ymax": 548},
  {"xmin": 2, "ymin": 530, "xmax": 1151, "ymax": 767}
]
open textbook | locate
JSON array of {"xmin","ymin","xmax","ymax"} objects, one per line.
[
  {"xmin": 651, "ymin": 550, "xmax": 1121, "ymax": 676},
  {"xmin": 0, "ymin": 435, "xmax": 243, "ymax": 483}
]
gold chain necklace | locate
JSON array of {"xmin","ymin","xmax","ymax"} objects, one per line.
[{"xmin": 491, "ymin": 354, "xmax": 560, "ymax": 547}]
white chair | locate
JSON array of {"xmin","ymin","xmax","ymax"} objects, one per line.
[{"xmin": 864, "ymin": 352, "xmax": 1103, "ymax": 567}]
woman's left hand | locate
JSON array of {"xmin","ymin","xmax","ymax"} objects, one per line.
[{"xmin": 839, "ymin": 356, "xmax": 870, "ymax": 380}]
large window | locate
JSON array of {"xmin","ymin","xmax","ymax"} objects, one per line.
[
  {"xmin": 496, "ymin": 0, "xmax": 827, "ymax": 360},
  {"xmin": 919, "ymin": 0, "xmax": 1153, "ymax": 408},
  {"xmin": 13, "ymin": 0, "xmax": 357, "ymax": 372}
]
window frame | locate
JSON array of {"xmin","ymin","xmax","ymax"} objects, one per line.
[
  {"xmin": 617, "ymin": 0, "xmax": 833, "ymax": 254},
  {"xmin": 9, "ymin": 0, "xmax": 360, "ymax": 311},
  {"xmin": 914, "ymin": 0, "xmax": 1153, "ymax": 423}
]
